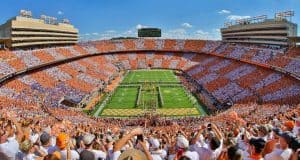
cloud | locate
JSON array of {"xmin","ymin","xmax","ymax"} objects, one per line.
[
  {"xmin": 195, "ymin": 30, "xmax": 209, "ymax": 35},
  {"xmin": 80, "ymin": 22, "xmax": 222, "ymax": 41},
  {"xmin": 123, "ymin": 30, "xmax": 134, "ymax": 35},
  {"xmin": 162, "ymin": 28, "xmax": 187, "ymax": 39},
  {"xmin": 218, "ymin": 10, "xmax": 231, "ymax": 14},
  {"xmin": 161, "ymin": 28, "xmax": 221, "ymax": 40},
  {"xmin": 80, "ymin": 28, "xmax": 222, "ymax": 41},
  {"xmin": 214, "ymin": 28, "xmax": 221, "ymax": 33},
  {"xmin": 169, "ymin": 28, "xmax": 186, "ymax": 34},
  {"xmin": 209, "ymin": 28, "xmax": 221, "ymax": 40},
  {"xmin": 105, "ymin": 30, "xmax": 116, "ymax": 33},
  {"xmin": 57, "ymin": 11, "xmax": 64, "ymax": 15},
  {"xmin": 227, "ymin": 15, "xmax": 250, "ymax": 21},
  {"xmin": 194, "ymin": 29, "xmax": 220, "ymax": 40},
  {"xmin": 181, "ymin": 22, "xmax": 193, "ymax": 28},
  {"xmin": 136, "ymin": 24, "xmax": 148, "ymax": 29}
]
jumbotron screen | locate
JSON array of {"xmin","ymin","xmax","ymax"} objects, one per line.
[{"xmin": 138, "ymin": 28, "xmax": 161, "ymax": 37}]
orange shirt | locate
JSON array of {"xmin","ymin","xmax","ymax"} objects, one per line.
[
  {"xmin": 249, "ymin": 153, "xmax": 263, "ymax": 160},
  {"xmin": 263, "ymin": 139, "xmax": 278, "ymax": 156}
]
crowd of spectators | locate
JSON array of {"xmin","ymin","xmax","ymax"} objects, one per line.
[
  {"xmin": 0, "ymin": 101, "xmax": 299, "ymax": 160},
  {"xmin": 1, "ymin": 40, "xmax": 298, "ymax": 81},
  {"xmin": 0, "ymin": 40, "xmax": 299, "ymax": 159},
  {"xmin": 201, "ymin": 42, "xmax": 299, "ymax": 77},
  {"xmin": 185, "ymin": 53, "xmax": 300, "ymax": 104},
  {"xmin": 0, "ymin": 41, "xmax": 299, "ymax": 114}
]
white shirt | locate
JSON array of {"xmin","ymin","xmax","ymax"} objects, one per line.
[
  {"xmin": 112, "ymin": 151, "xmax": 121, "ymax": 160},
  {"xmin": 40, "ymin": 145, "xmax": 57, "ymax": 155},
  {"xmin": 29, "ymin": 133, "xmax": 39, "ymax": 144},
  {"xmin": 16, "ymin": 152, "xmax": 41, "ymax": 160},
  {"xmin": 265, "ymin": 148, "xmax": 292, "ymax": 160},
  {"xmin": 183, "ymin": 150, "xmax": 199, "ymax": 160},
  {"xmin": 193, "ymin": 147, "xmax": 212, "ymax": 160},
  {"xmin": 60, "ymin": 149, "xmax": 80, "ymax": 160},
  {"xmin": 88, "ymin": 149, "xmax": 107, "ymax": 160},
  {"xmin": 237, "ymin": 139, "xmax": 248, "ymax": 151},
  {"xmin": 22, "ymin": 153, "xmax": 37, "ymax": 160},
  {"xmin": 151, "ymin": 154, "xmax": 163, "ymax": 160},
  {"xmin": 293, "ymin": 126, "xmax": 299, "ymax": 136},
  {"xmin": 151, "ymin": 150, "xmax": 166, "ymax": 160},
  {"xmin": 192, "ymin": 139, "xmax": 223, "ymax": 160},
  {"xmin": 168, "ymin": 154, "xmax": 176, "ymax": 160},
  {"xmin": 190, "ymin": 141, "xmax": 209, "ymax": 151},
  {"xmin": 0, "ymin": 136, "xmax": 19, "ymax": 160},
  {"xmin": 280, "ymin": 148, "xmax": 293, "ymax": 160}
]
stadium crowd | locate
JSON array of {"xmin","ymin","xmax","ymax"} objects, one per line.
[
  {"xmin": 0, "ymin": 39, "xmax": 300, "ymax": 160},
  {"xmin": 0, "ymin": 102, "xmax": 299, "ymax": 160},
  {"xmin": 0, "ymin": 40, "xmax": 299, "ymax": 107},
  {"xmin": 186, "ymin": 54, "xmax": 300, "ymax": 105}
]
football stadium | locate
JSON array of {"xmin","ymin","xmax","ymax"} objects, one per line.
[{"xmin": 0, "ymin": 1, "xmax": 300, "ymax": 160}]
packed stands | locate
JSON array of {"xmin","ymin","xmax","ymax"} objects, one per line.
[
  {"xmin": 0, "ymin": 39, "xmax": 299, "ymax": 110},
  {"xmin": 0, "ymin": 102, "xmax": 299, "ymax": 160},
  {"xmin": 287, "ymin": 46, "xmax": 300, "ymax": 58},
  {"xmin": 0, "ymin": 38, "xmax": 300, "ymax": 160}
]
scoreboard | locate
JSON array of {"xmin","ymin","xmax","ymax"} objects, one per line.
[{"xmin": 138, "ymin": 28, "xmax": 161, "ymax": 37}]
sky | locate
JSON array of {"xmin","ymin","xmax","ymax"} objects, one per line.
[{"xmin": 1, "ymin": 0, "xmax": 299, "ymax": 41}]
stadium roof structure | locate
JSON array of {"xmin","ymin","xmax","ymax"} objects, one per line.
[{"xmin": 224, "ymin": 10, "xmax": 295, "ymax": 28}]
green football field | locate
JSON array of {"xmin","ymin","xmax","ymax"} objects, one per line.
[
  {"xmin": 95, "ymin": 70, "xmax": 207, "ymax": 117},
  {"xmin": 160, "ymin": 86, "xmax": 194, "ymax": 108},
  {"xmin": 105, "ymin": 87, "xmax": 138, "ymax": 109},
  {"xmin": 122, "ymin": 70, "xmax": 179, "ymax": 83}
]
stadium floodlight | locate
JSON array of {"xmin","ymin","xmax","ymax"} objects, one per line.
[
  {"xmin": 27, "ymin": 11, "xmax": 32, "ymax": 18},
  {"xmin": 236, "ymin": 17, "xmax": 250, "ymax": 25},
  {"xmin": 275, "ymin": 10, "xmax": 294, "ymax": 18},
  {"xmin": 51, "ymin": 17, "xmax": 57, "ymax": 24},
  {"xmin": 39, "ymin": 15, "xmax": 58, "ymax": 25},
  {"xmin": 40, "ymin": 15, "xmax": 47, "ymax": 21},
  {"xmin": 49, "ymin": 17, "xmax": 54, "ymax": 24},
  {"xmin": 45, "ymin": 16, "xmax": 57, "ymax": 25},
  {"xmin": 20, "ymin": 10, "xmax": 26, "ymax": 17},
  {"xmin": 275, "ymin": 10, "xmax": 294, "ymax": 21},
  {"xmin": 62, "ymin": 19, "xmax": 70, "ymax": 24},
  {"xmin": 42, "ymin": 15, "xmax": 49, "ymax": 24},
  {"xmin": 224, "ymin": 22, "xmax": 232, "ymax": 27},
  {"xmin": 234, "ymin": 14, "xmax": 267, "ymax": 25},
  {"xmin": 20, "ymin": 10, "xmax": 32, "ymax": 18},
  {"xmin": 251, "ymin": 15, "xmax": 267, "ymax": 23}
]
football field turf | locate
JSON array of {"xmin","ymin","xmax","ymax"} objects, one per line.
[
  {"xmin": 96, "ymin": 70, "xmax": 207, "ymax": 117},
  {"xmin": 122, "ymin": 70, "xmax": 179, "ymax": 83}
]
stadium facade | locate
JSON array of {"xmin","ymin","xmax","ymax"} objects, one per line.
[
  {"xmin": 221, "ymin": 13, "xmax": 297, "ymax": 47},
  {"xmin": 0, "ymin": 10, "xmax": 78, "ymax": 49}
]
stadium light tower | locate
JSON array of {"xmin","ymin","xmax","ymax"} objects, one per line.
[
  {"xmin": 20, "ymin": 10, "xmax": 32, "ymax": 18},
  {"xmin": 224, "ymin": 22, "xmax": 232, "ymax": 27},
  {"xmin": 236, "ymin": 17, "xmax": 251, "ymax": 25},
  {"xmin": 40, "ymin": 15, "xmax": 47, "ymax": 21},
  {"xmin": 275, "ymin": 10, "xmax": 294, "ymax": 21},
  {"xmin": 62, "ymin": 19, "xmax": 70, "ymax": 24},
  {"xmin": 41, "ymin": 15, "xmax": 58, "ymax": 25},
  {"xmin": 251, "ymin": 15, "xmax": 267, "ymax": 23}
]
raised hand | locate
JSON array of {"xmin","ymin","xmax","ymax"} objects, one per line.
[{"xmin": 131, "ymin": 127, "xmax": 143, "ymax": 136}]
